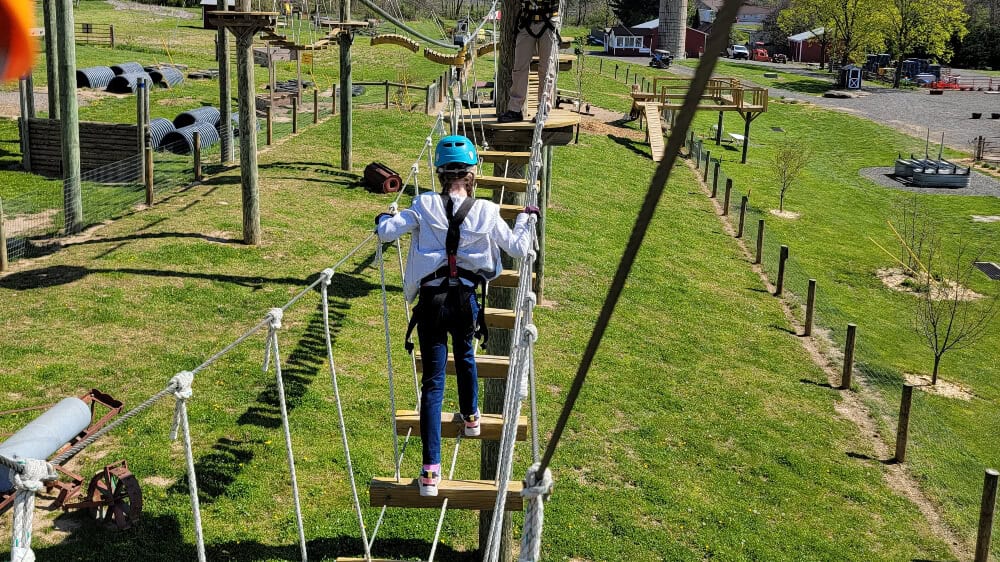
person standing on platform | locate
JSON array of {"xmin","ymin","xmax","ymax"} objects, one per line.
[{"xmin": 497, "ymin": 0, "xmax": 560, "ymax": 123}]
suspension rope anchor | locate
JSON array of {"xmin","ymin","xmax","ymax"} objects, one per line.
[
  {"xmin": 320, "ymin": 267, "xmax": 336, "ymax": 286},
  {"xmin": 12, "ymin": 458, "xmax": 57, "ymax": 491},
  {"xmin": 267, "ymin": 308, "xmax": 283, "ymax": 331},
  {"xmin": 169, "ymin": 370, "xmax": 195, "ymax": 441},
  {"xmin": 263, "ymin": 308, "xmax": 284, "ymax": 372}
]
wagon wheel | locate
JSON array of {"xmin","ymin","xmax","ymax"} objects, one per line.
[{"xmin": 86, "ymin": 464, "xmax": 143, "ymax": 530}]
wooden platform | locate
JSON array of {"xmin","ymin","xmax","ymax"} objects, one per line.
[
  {"xmin": 414, "ymin": 352, "xmax": 511, "ymax": 379},
  {"xmin": 641, "ymin": 103, "xmax": 666, "ymax": 162},
  {"xmin": 369, "ymin": 478, "xmax": 523, "ymax": 510},
  {"xmin": 394, "ymin": 410, "xmax": 527, "ymax": 440},
  {"xmin": 457, "ymin": 107, "xmax": 581, "ymax": 130},
  {"xmin": 206, "ymin": 11, "xmax": 277, "ymax": 29},
  {"xmin": 479, "ymin": 150, "xmax": 531, "ymax": 165}
]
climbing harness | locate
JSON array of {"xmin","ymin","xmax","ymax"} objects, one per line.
[{"xmin": 517, "ymin": 0, "xmax": 560, "ymax": 38}]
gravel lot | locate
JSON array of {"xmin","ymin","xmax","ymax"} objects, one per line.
[{"xmin": 860, "ymin": 166, "xmax": 1000, "ymax": 197}]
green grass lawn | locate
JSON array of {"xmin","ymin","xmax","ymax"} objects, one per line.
[
  {"xmin": 0, "ymin": 99, "xmax": 963, "ymax": 561},
  {"xmin": 683, "ymin": 99, "xmax": 1000, "ymax": 557}
]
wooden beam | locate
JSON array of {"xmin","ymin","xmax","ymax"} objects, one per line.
[
  {"xmin": 478, "ymin": 150, "xmax": 531, "ymax": 165},
  {"xmin": 56, "ymin": 0, "xmax": 82, "ymax": 233},
  {"xmin": 491, "ymin": 269, "xmax": 534, "ymax": 288},
  {"xmin": 484, "ymin": 307, "xmax": 515, "ymax": 329},
  {"xmin": 394, "ymin": 410, "xmax": 527, "ymax": 441},
  {"xmin": 414, "ymin": 352, "xmax": 511, "ymax": 379},
  {"xmin": 476, "ymin": 175, "xmax": 528, "ymax": 192},
  {"xmin": 369, "ymin": 478, "xmax": 523, "ymax": 510}
]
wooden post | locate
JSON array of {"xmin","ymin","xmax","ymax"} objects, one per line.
[
  {"xmin": 313, "ymin": 88, "xmax": 319, "ymax": 124},
  {"xmin": 614, "ymin": 64, "xmax": 618, "ymax": 79},
  {"xmin": 296, "ymin": 50, "xmax": 302, "ymax": 105},
  {"xmin": 439, "ymin": 74, "xmax": 445, "ymax": 103},
  {"xmin": 841, "ymin": 323, "xmax": 856, "ymax": 389},
  {"xmin": 715, "ymin": 111, "xmax": 723, "ymax": 145},
  {"xmin": 599, "ymin": 58, "xmax": 603, "ymax": 74},
  {"xmin": 754, "ymin": 219, "xmax": 765, "ymax": 264},
  {"xmin": 18, "ymin": 78, "xmax": 32, "ymax": 172},
  {"xmin": 625, "ymin": 67, "xmax": 629, "ymax": 83},
  {"xmin": 144, "ymin": 145, "xmax": 154, "ymax": 205},
  {"xmin": 894, "ymin": 384, "xmax": 913, "ymax": 462},
  {"xmin": 736, "ymin": 196, "xmax": 747, "ymax": 238},
  {"xmin": 703, "ymin": 150, "xmax": 711, "ymax": 182},
  {"xmin": 266, "ymin": 106, "xmax": 273, "ymax": 145},
  {"xmin": 109, "ymin": 24, "xmax": 116, "ymax": 48},
  {"xmin": 741, "ymin": 113, "xmax": 752, "ymax": 164},
  {"xmin": 234, "ymin": 12, "xmax": 261, "ymax": 245},
  {"xmin": 292, "ymin": 96, "xmax": 298, "ymax": 133},
  {"xmin": 339, "ymin": 0, "xmax": 352, "ymax": 171},
  {"xmin": 193, "ymin": 130, "xmax": 202, "ymax": 182},
  {"xmin": 57, "ymin": 0, "xmax": 83, "ymax": 233},
  {"xmin": 42, "ymin": 0, "xmax": 60, "ymax": 120},
  {"xmin": 217, "ymin": 0, "xmax": 233, "ymax": 164},
  {"xmin": 0, "ymin": 197, "xmax": 8, "ymax": 272},
  {"xmin": 136, "ymin": 77, "xmax": 147, "ymax": 182},
  {"xmin": 776, "ymin": 245, "xmax": 788, "ymax": 296},
  {"xmin": 711, "ymin": 162, "xmax": 719, "ymax": 197},
  {"xmin": 975, "ymin": 469, "xmax": 999, "ymax": 562},
  {"xmin": 425, "ymin": 83, "xmax": 432, "ymax": 114},
  {"xmin": 804, "ymin": 279, "xmax": 816, "ymax": 336},
  {"xmin": 384, "ymin": 79, "xmax": 390, "ymax": 109},
  {"xmin": 722, "ymin": 178, "xmax": 732, "ymax": 216}
]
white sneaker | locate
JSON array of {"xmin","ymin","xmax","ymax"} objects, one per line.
[
  {"xmin": 419, "ymin": 468, "xmax": 440, "ymax": 497},
  {"xmin": 463, "ymin": 411, "xmax": 481, "ymax": 437}
]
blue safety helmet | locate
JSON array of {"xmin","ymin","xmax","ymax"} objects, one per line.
[{"xmin": 434, "ymin": 135, "xmax": 479, "ymax": 171}]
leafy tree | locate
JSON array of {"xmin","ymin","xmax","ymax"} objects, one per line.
[
  {"xmin": 771, "ymin": 139, "xmax": 810, "ymax": 212},
  {"xmin": 780, "ymin": 0, "xmax": 886, "ymax": 66},
  {"xmin": 611, "ymin": 0, "xmax": 658, "ymax": 26},
  {"xmin": 887, "ymin": 0, "xmax": 968, "ymax": 87},
  {"xmin": 950, "ymin": 0, "xmax": 1000, "ymax": 70}
]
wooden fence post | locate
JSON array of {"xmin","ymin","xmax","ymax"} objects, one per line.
[
  {"xmin": 736, "ymin": 196, "xmax": 747, "ymax": 238},
  {"xmin": 193, "ymin": 131, "xmax": 202, "ymax": 182},
  {"xmin": 755, "ymin": 219, "xmax": 765, "ymax": 264},
  {"xmin": 599, "ymin": 58, "xmax": 603, "ymax": 74},
  {"xmin": 775, "ymin": 245, "xmax": 788, "ymax": 296},
  {"xmin": 332, "ymin": 85, "xmax": 338, "ymax": 115},
  {"xmin": 425, "ymin": 83, "xmax": 432, "ymax": 114},
  {"xmin": 614, "ymin": 64, "xmax": 618, "ymax": 80},
  {"xmin": 711, "ymin": 162, "xmax": 720, "ymax": 197},
  {"xmin": 313, "ymin": 88, "xmax": 319, "ymax": 124},
  {"xmin": 975, "ymin": 469, "xmax": 999, "ymax": 562},
  {"xmin": 841, "ymin": 323, "xmax": 857, "ymax": 389},
  {"xmin": 804, "ymin": 279, "xmax": 816, "ymax": 335},
  {"xmin": 144, "ymin": 145, "xmax": 154, "ymax": 206},
  {"xmin": 439, "ymin": 74, "xmax": 445, "ymax": 103},
  {"xmin": 703, "ymin": 150, "xmax": 711, "ymax": 182},
  {"xmin": 266, "ymin": 106, "xmax": 273, "ymax": 145},
  {"xmin": 894, "ymin": 384, "xmax": 913, "ymax": 462},
  {"xmin": 384, "ymin": 80, "xmax": 390, "ymax": 109},
  {"xmin": 625, "ymin": 67, "xmax": 629, "ymax": 83},
  {"xmin": 109, "ymin": 23, "xmax": 115, "ymax": 48},
  {"xmin": 722, "ymin": 178, "xmax": 732, "ymax": 216},
  {"xmin": 0, "ymin": 197, "xmax": 8, "ymax": 272},
  {"xmin": 291, "ymin": 97, "xmax": 298, "ymax": 134}
]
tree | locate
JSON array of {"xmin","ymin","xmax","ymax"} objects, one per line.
[
  {"xmin": 780, "ymin": 0, "xmax": 886, "ymax": 66},
  {"xmin": 611, "ymin": 0, "xmax": 658, "ymax": 26},
  {"xmin": 771, "ymin": 139, "xmax": 810, "ymax": 212},
  {"xmin": 887, "ymin": 0, "xmax": 968, "ymax": 88}
]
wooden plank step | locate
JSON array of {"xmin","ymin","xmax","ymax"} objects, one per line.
[
  {"xmin": 479, "ymin": 150, "xmax": 531, "ymax": 165},
  {"xmin": 414, "ymin": 352, "xmax": 510, "ymax": 378},
  {"xmin": 485, "ymin": 307, "xmax": 515, "ymax": 329},
  {"xmin": 394, "ymin": 410, "xmax": 527, "ymax": 440},
  {"xmin": 370, "ymin": 478, "xmax": 523, "ymax": 510},
  {"xmin": 499, "ymin": 203, "xmax": 523, "ymax": 220},
  {"xmin": 476, "ymin": 175, "xmax": 528, "ymax": 192},
  {"xmin": 491, "ymin": 269, "xmax": 535, "ymax": 288}
]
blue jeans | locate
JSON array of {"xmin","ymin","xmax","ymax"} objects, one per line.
[{"xmin": 416, "ymin": 286, "xmax": 480, "ymax": 466}]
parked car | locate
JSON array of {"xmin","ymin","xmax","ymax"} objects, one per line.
[
  {"xmin": 727, "ymin": 45, "xmax": 749, "ymax": 59},
  {"xmin": 649, "ymin": 49, "xmax": 672, "ymax": 69},
  {"xmin": 586, "ymin": 34, "xmax": 604, "ymax": 47}
]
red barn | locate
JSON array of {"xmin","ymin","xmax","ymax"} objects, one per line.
[{"xmin": 787, "ymin": 27, "xmax": 826, "ymax": 63}]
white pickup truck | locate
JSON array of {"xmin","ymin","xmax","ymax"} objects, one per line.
[{"xmin": 726, "ymin": 44, "xmax": 749, "ymax": 59}]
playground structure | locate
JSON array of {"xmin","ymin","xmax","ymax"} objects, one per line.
[{"xmin": 630, "ymin": 77, "xmax": 768, "ymax": 163}]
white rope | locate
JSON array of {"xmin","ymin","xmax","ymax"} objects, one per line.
[
  {"xmin": 516, "ymin": 463, "xmax": 553, "ymax": 562},
  {"xmin": 427, "ymin": 434, "xmax": 463, "ymax": 562},
  {"xmin": 8, "ymin": 458, "xmax": 56, "ymax": 562},
  {"xmin": 263, "ymin": 308, "xmax": 310, "ymax": 562},
  {"xmin": 375, "ymin": 242, "xmax": 402, "ymax": 482},
  {"xmin": 169, "ymin": 370, "xmax": 208, "ymax": 562}
]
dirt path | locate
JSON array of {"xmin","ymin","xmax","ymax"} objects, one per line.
[{"xmin": 686, "ymin": 158, "xmax": 970, "ymax": 560}]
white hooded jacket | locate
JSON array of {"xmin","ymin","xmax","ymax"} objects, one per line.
[{"xmin": 376, "ymin": 191, "xmax": 534, "ymax": 303}]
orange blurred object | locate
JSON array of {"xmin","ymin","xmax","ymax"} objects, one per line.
[{"xmin": 0, "ymin": 0, "xmax": 37, "ymax": 81}]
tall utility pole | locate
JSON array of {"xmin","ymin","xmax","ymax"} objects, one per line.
[
  {"xmin": 659, "ymin": 0, "xmax": 687, "ymax": 59},
  {"xmin": 338, "ymin": 0, "xmax": 352, "ymax": 170},
  {"xmin": 57, "ymin": 0, "xmax": 82, "ymax": 233},
  {"xmin": 218, "ymin": 0, "xmax": 234, "ymax": 163},
  {"xmin": 42, "ymin": 0, "xmax": 60, "ymax": 119},
  {"xmin": 234, "ymin": 1, "xmax": 262, "ymax": 245}
]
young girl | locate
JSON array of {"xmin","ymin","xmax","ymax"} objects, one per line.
[{"xmin": 376, "ymin": 135, "xmax": 537, "ymax": 496}]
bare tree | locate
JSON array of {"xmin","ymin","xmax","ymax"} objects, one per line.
[
  {"xmin": 910, "ymin": 235, "xmax": 998, "ymax": 385},
  {"xmin": 893, "ymin": 195, "xmax": 934, "ymax": 273},
  {"xmin": 771, "ymin": 139, "xmax": 810, "ymax": 212}
]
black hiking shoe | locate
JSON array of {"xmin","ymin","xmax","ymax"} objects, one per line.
[{"xmin": 496, "ymin": 110, "xmax": 523, "ymax": 123}]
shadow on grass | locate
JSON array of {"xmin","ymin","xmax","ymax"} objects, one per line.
[
  {"xmin": 33, "ymin": 513, "xmax": 477, "ymax": 561},
  {"xmin": 846, "ymin": 451, "xmax": 897, "ymax": 465},
  {"xmin": 63, "ymin": 230, "xmax": 243, "ymax": 248},
  {"xmin": 0, "ymin": 264, "xmax": 314, "ymax": 291},
  {"xmin": 799, "ymin": 377, "xmax": 834, "ymax": 389},
  {"xmin": 173, "ymin": 271, "xmax": 398, "ymax": 504},
  {"xmin": 607, "ymin": 134, "xmax": 650, "ymax": 160},
  {"xmin": 777, "ymin": 79, "xmax": 833, "ymax": 95}
]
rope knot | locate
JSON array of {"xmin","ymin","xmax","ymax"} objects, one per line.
[
  {"xmin": 169, "ymin": 371, "xmax": 194, "ymax": 440},
  {"xmin": 425, "ymin": 135, "xmax": 433, "ymax": 146},
  {"xmin": 520, "ymin": 463, "xmax": 553, "ymax": 500},
  {"xmin": 320, "ymin": 268, "xmax": 335, "ymax": 287},
  {"xmin": 523, "ymin": 324, "xmax": 539, "ymax": 344},
  {"xmin": 11, "ymin": 458, "xmax": 56, "ymax": 493},
  {"xmin": 524, "ymin": 291, "xmax": 537, "ymax": 309},
  {"xmin": 268, "ymin": 308, "xmax": 283, "ymax": 331},
  {"xmin": 411, "ymin": 162, "xmax": 420, "ymax": 175}
]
